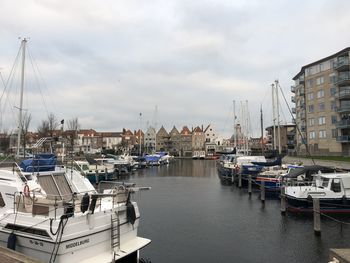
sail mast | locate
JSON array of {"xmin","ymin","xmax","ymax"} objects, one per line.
[
  {"xmin": 260, "ymin": 105, "xmax": 264, "ymax": 155},
  {"xmin": 275, "ymin": 79, "xmax": 281, "ymax": 154},
  {"xmin": 233, "ymin": 100, "xmax": 236, "ymax": 149},
  {"xmin": 17, "ymin": 38, "xmax": 27, "ymax": 156},
  {"xmin": 271, "ymin": 83, "xmax": 276, "ymax": 151}
]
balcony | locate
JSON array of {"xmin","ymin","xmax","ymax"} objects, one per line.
[
  {"xmin": 336, "ymin": 135, "xmax": 350, "ymax": 142},
  {"xmin": 335, "ymin": 57, "xmax": 350, "ymax": 71},
  {"xmin": 300, "ymin": 125, "xmax": 306, "ymax": 132},
  {"xmin": 299, "ymin": 88, "xmax": 305, "ymax": 96},
  {"xmin": 337, "ymin": 105, "xmax": 350, "ymax": 113},
  {"xmin": 336, "ymin": 119, "xmax": 350, "ymax": 129},
  {"xmin": 291, "ymin": 96, "xmax": 295, "ymax": 103},
  {"xmin": 292, "ymin": 108, "xmax": 296, "ymax": 114},
  {"xmin": 336, "ymin": 72, "xmax": 350, "ymax": 86},
  {"xmin": 291, "ymin": 86, "xmax": 295, "ymax": 93},
  {"xmin": 336, "ymin": 88, "xmax": 350, "ymax": 100}
]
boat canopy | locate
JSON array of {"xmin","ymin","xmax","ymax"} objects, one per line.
[
  {"xmin": 20, "ymin": 154, "xmax": 56, "ymax": 172},
  {"xmin": 251, "ymin": 156, "xmax": 282, "ymax": 167},
  {"xmin": 284, "ymin": 165, "xmax": 336, "ymax": 180}
]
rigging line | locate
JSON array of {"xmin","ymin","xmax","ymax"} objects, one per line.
[
  {"xmin": 277, "ymin": 82, "xmax": 316, "ymax": 165},
  {"xmin": 0, "ymin": 42, "xmax": 22, "ymax": 104},
  {"xmin": 27, "ymin": 47, "xmax": 50, "ymax": 117}
]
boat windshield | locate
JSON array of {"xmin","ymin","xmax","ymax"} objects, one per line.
[{"xmin": 321, "ymin": 178, "xmax": 330, "ymax": 188}]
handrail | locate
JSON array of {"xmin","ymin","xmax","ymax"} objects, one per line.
[{"xmin": 12, "ymin": 162, "xmax": 28, "ymax": 183}]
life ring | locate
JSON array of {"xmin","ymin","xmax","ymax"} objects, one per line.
[{"xmin": 23, "ymin": 185, "xmax": 30, "ymax": 198}]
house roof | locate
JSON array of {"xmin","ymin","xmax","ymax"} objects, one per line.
[
  {"xmin": 293, "ymin": 47, "xmax": 350, "ymax": 80},
  {"xmin": 180, "ymin": 126, "xmax": 191, "ymax": 135},
  {"xmin": 193, "ymin": 126, "xmax": 203, "ymax": 133}
]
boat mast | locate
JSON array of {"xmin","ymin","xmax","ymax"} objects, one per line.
[
  {"xmin": 17, "ymin": 38, "xmax": 27, "ymax": 156},
  {"xmin": 245, "ymin": 100, "xmax": 250, "ymax": 155},
  {"xmin": 275, "ymin": 79, "xmax": 281, "ymax": 155},
  {"xmin": 139, "ymin": 112, "xmax": 142, "ymax": 156},
  {"xmin": 233, "ymin": 100, "xmax": 236, "ymax": 150},
  {"xmin": 271, "ymin": 83, "xmax": 276, "ymax": 151},
  {"xmin": 260, "ymin": 105, "xmax": 264, "ymax": 155}
]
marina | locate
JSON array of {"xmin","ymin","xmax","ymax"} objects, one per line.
[{"xmin": 129, "ymin": 159, "xmax": 350, "ymax": 263}]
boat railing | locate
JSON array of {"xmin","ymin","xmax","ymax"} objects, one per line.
[
  {"xmin": 13, "ymin": 184, "xmax": 150, "ymax": 219},
  {"xmin": 12, "ymin": 162, "xmax": 28, "ymax": 183},
  {"xmin": 282, "ymin": 179, "xmax": 313, "ymax": 187}
]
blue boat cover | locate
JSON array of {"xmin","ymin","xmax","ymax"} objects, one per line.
[
  {"xmin": 144, "ymin": 155, "xmax": 160, "ymax": 162},
  {"xmin": 20, "ymin": 154, "xmax": 56, "ymax": 172}
]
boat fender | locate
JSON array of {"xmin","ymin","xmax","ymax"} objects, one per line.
[
  {"xmin": 23, "ymin": 184, "xmax": 30, "ymax": 198},
  {"xmin": 80, "ymin": 193, "xmax": 90, "ymax": 213},
  {"xmin": 126, "ymin": 201, "xmax": 136, "ymax": 225},
  {"xmin": 7, "ymin": 233, "xmax": 16, "ymax": 250}
]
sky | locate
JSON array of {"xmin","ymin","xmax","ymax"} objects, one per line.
[{"xmin": 0, "ymin": 0, "xmax": 350, "ymax": 138}]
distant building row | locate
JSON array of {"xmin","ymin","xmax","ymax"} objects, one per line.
[{"xmin": 4, "ymin": 124, "xmax": 226, "ymax": 157}]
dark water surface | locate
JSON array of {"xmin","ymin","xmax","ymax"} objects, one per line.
[{"xmin": 128, "ymin": 159, "xmax": 350, "ymax": 263}]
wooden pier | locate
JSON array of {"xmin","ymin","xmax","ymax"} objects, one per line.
[{"xmin": 0, "ymin": 247, "xmax": 42, "ymax": 263}]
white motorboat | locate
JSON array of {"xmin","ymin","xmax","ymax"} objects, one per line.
[
  {"xmin": 284, "ymin": 171, "xmax": 350, "ymax": 213},
  {"xmin": 0, "ymin": 160, "xmax": 151, "ymax": 262}
]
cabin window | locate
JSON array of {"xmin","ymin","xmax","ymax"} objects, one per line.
[
  {"xmin": 331, "ymin": 179, "xmax": 342, "ymax": 193},
  {"xmin": 0, "ymin": 193, "xmax": 5, "ymax": 207},
  {"xmin": 322, "ymin": 178, "xmax": 329, "ymax": 188}
]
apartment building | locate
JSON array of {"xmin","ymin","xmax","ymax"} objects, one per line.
[
  {"xmin": 292, "ymin": 47, "xmax": 350, "ymax": 156},
  {"xmin": 265, "ymin": 124, "xmax": 296, "ymax": 154}
]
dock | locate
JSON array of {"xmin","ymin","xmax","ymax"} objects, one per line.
[
  {"xmin": 0, "ymin": 247, "xmax": 42, "ymax": 263},
  {"xmin": 330, "ymin": 249, "xmax": 350, "ymax": 263}
]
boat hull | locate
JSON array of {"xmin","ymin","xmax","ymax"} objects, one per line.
[{"xmin": 286, "ymin": 196, "xmax": 350, "ymax": 213}]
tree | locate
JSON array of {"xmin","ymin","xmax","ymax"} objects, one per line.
[
  {"xmin": 48, "ymin": 113, "xmax": 59, "ymax": 138},
  {"xmin": 37, "ymin": 120, "xmax": 49, "ymax": 138},
  {"xmin": 67, "ymin": 117, "xmax": 80, "ymax": 151}
]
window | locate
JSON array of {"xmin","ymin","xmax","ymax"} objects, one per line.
[
  {"xmin": 331, "ymin": 101, "xmax": 337, "ymax": 111},
  {"xmin": 317, "ymin": 89, "xmax": 324, "ymax": 98},
  {"xmin": 306, "ymin": 79, "xmax": 313, "ymax": 88},
  {"xmin": 309, "ymin": 131, "xmax": 316, "ymax": 139},
  {"xmin": 331, "ymin": 115, "xmax": 337, "ymax": 124},
  {"xmin": 330, "ymin": 87, "xmax": 337, "ymax": 96},
  {"xmin": 331, "ymin": 129, "xmax": 337, "ymax": 138},
  {"xmin": 319, "ymin": 130, "xmax": 326, "ymax": 138},
  {"xmin": 318, "ymin": 116, "xmax": 326, "ymax": 125},
  {"xmin": 308, "ymin": 105, "xmax": 314, "ymax": 113},
  {"xmin": 316, "ymin": 76, "xmax": 324, "ymax": 85},
  {"xmin": 309, "ymin": 118, "xmax": 315, "ymax": 126},
  {"xmin": 318, "ymin": 103, "xmax": 325, "ymax": 112},
  {"xmin": 307, "ymin": 93, "xmax": 314, "ymax": 100},
  {"xmin": 329, "ymin": 73, "xmax": 337, "ymax": 84}
]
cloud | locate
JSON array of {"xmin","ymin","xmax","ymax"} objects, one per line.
[{"xmin": 1, "ymin": 0, "xmax": 350, "ymax": 137}]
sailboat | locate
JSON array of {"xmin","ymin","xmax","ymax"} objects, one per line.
[{"xmin": 0, "ymin": 39, "xmax": 151, "ymax": 262}]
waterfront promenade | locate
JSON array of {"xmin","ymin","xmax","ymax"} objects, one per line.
[{"xmin": 283, "ymin": 156, "xmax": 350, "ymax": 170}]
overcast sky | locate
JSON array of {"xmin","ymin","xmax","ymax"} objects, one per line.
[{"xmin": 0, "ymin": 0, "xmax": 350, "ymax": 137}]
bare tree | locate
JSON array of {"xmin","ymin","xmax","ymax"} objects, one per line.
[
  {"xmin": 37, "ymin": 120, "xmax": 49, "ymax": 138},
  {"xmin": 48, "ymin": 113, "xmax": 59, "ymax": 138},
  {"xmin": 21, "ymin": 112, "xmax": 32, "ymax": 155},
  {"xmin": 67, "ymin": 117, "xmax": 80, "ymax": 151}
]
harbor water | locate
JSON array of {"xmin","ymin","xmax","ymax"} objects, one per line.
[{"xmin": 129, "ymin": 159, "xmax": 350, "ymax": 263}]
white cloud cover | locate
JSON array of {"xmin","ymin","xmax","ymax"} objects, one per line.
[{"xmin": 0, "ymin": 0, "xmax": 350, "ymax": 137}]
